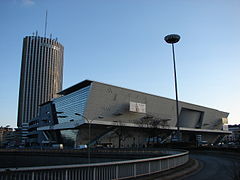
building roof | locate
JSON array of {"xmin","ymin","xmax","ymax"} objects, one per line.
[{"xmin": 58, "ymin": 80, "xmax": 93, "ymax": 95}]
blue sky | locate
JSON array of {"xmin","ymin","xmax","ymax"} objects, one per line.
[{"xmin": 0, "ymin": 0, "xmax": 239, "ymax": 128}]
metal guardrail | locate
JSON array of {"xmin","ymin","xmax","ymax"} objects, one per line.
[{"xmin": 0, "ymin": 149, "xmax": 189, "ymax": 180}]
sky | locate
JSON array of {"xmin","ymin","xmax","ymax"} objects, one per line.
[{"xmin": 0, "ymin": 0, "xmax": 239, "ymax": 128}]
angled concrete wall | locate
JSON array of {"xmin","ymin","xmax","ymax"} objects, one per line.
[{"xmin": 85, "ymin": 81, "xmax": 228, "ymax": 130}]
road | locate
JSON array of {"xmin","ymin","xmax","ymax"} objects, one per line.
[{"xmin": 182, "ymin": 151, "xmax": 240, "ymax": 180}]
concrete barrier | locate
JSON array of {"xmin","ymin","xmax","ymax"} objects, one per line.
[{"xmin": 0, "ymin": 149, "xmax": 189, "ymax": 180}]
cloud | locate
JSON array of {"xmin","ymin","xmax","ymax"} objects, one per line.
[{"xmin": 22, "ymin": 0, "xmax": 35, "ymax": 6}]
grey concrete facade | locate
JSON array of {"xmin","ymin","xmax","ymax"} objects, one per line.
[
  {"xmin": 35, "ymin": 80, "xmax": 229, "ymax": 148},
  {"xmin": 85, "ymin": 81, "xmax": 228, "ymax": 130}
]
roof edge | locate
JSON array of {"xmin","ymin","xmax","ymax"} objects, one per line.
[{"xmin": 58, "ymin": 80, "xmax": 93, "ymax": 95}]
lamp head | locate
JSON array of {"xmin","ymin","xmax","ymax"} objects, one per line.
[{"xmin": 164, "ymin": 34, "xmax": 181, "ymax": 44}]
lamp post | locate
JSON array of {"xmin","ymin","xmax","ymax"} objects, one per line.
[
  {"xmin": 164, "ymin": 34, "xmax": 181, "ymax": 141},
  {"xmin": 75, "ymin": 113, "xmax": 93, "ymax": 164}
]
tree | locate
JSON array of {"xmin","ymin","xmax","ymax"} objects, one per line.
[{"xmin": 113, "ymin": 120, "xmax": 131, "ymax": 148}]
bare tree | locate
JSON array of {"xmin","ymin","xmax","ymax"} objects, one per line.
[
  {"xmin": 133, "ymin": 114, "xmax": 165, "ymax": 146},
  {"xmin": 113, "ymin": 120, "xmax": 131, "ymax": 148}
]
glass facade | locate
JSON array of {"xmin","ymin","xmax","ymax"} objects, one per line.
[
  {"xmin": 53, "ymin": 85, "xmax": 91, "ymax": 124},
  {"xmin": 60, "ymin": 129, "xmax": 79, "ymax": 147}
]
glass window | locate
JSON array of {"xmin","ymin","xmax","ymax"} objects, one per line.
[{"xmin": 53, "ymin": 85, "xmax": 91, "ymax": 124}]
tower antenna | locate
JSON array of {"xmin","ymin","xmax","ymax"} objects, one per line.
[{"xmin": 44, "ymin": 10, "xmax": 48, "ymax": 37}]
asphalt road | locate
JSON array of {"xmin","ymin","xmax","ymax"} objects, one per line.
[{"xmin": 182, "ymin": 151, "xmax": 240, "ymax": 180}]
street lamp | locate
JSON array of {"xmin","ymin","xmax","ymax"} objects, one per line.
[
  {"xmin": 164, "ymin": 34, "xmax": 181, "ymax": 141},
  {"xmin": 75, "ymin": 113, "xmax": 93, "ymax": 164}
]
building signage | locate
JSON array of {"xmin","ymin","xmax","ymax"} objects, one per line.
[
  {"xmin": 129, "ymin": 101, "xmax": 146, "ymax": 113},
  {"xmin": 41, "ymin": 43, "xmax": 60, "ymax": 51},
  {"xmin": 222, "ymin": 118, "xmax": 228, "ymax": 124}
]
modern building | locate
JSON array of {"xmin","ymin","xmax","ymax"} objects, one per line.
[
  {"xmin": 223, "ymin": 124, "xmax": 240, "ymax": 144},
  {"xmin": 29, "ymin": 80, "xmax": 230, "ymax": 148},
  {"xmin": 17, "ymin": 34, "xmax": 64, "ymax": 127},
  {"xmin": 28, "ymin": 101, "xmax": 59, "ymax": 146},
  {"xmin": 0, "ymin": 126, "xmax": 13, "ymax": 147},
  {"xmin": 0, "ymin": 126, "xmax": 22, "ymax": 148}
]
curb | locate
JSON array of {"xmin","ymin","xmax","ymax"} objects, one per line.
[
  {"xmin": 135, "ymin": 158, "xmax": 201, "ymax": 180},
  {"xmin": 169, "ymin": 158, "xmax": 202, "ymax": 180}
]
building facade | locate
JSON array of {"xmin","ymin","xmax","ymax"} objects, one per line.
[
  {"xmin": 17, "ymin": 35, "xmax": 64, "ymax": 127},
  {"xmin": 223, "ymin": 124, "xmax": 240, "ymax": 144},
  {"xmin": 0, "ymin": 127, "xmax": 13, "ymax": 147},
  {"xmin": 31, "ymin": 80, "xmax": 230, "ymax": 148}
]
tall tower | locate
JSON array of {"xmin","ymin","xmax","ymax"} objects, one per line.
[{"xmin": 17, "ymin": 35, "xmax": 64, "ymax": 127}]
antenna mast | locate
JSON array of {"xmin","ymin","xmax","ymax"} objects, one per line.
[{"xmin": 44, "ymin": 10, "xmax": 48, "ymax": 37}]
